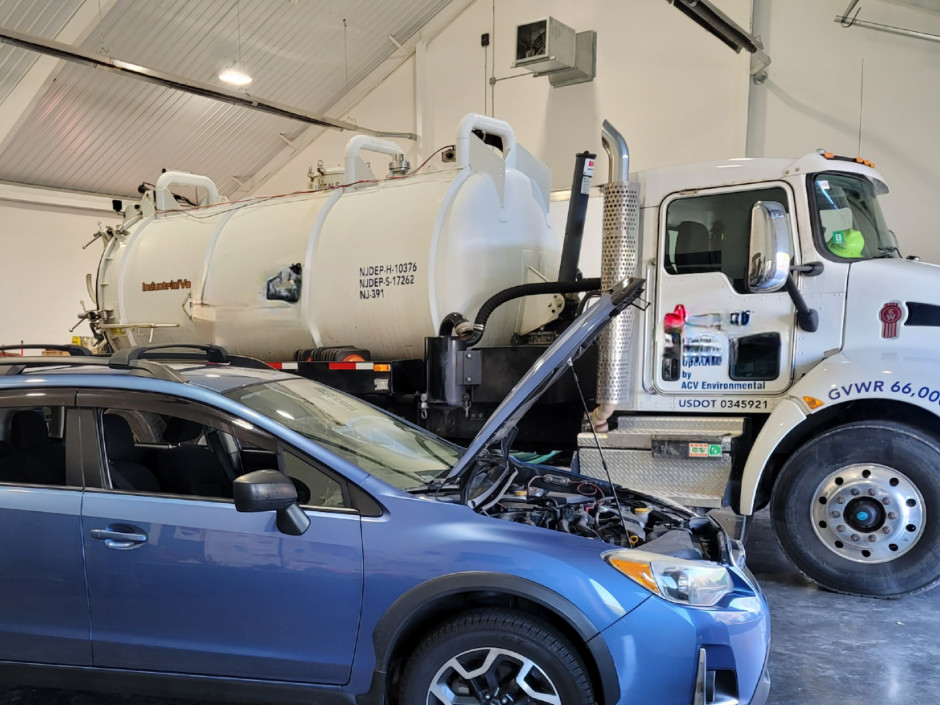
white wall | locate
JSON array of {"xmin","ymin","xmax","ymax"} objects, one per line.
[
  {"xmin": 749, "ymin": 0, "xmax": 940, "ymax": 262},
  {"xmin": 0, "ymin": 195, "xmax": 118, "ymax": 346},
  {"xmin": 261, "ymin": 0, "xmax": 753, "ymax": 194}
]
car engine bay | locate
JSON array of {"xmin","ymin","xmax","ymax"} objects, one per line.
[{"xmin": 430, "ymin": 455, "xmax": 726, "ymax": 563}]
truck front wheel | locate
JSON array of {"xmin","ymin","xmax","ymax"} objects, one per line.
[{"xmin": 770, "ymin": 421, "xmax": 940, "ymax": 597}]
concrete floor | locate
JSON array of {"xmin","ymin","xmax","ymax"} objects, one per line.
[{"xmin": 4, "ymin": 510, "xmax": 939, "ymax": 705}]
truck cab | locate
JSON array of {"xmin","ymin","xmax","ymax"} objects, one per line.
[
  {"xmin": 579, "ymin": 143, "xmax": 940, "ymax": 597},
  {"xmin": 641, "ymin": 152, "xmax": 892, "ymax": 407}
]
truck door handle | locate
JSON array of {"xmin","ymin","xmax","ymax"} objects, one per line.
[{"xmin": 90, "ymin": 525, "xmax": 148, "ymax": 549}]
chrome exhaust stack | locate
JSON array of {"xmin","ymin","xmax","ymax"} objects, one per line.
[{"xmin": 592, "ymin": 120, "xmax": 641, "ymax": 431}]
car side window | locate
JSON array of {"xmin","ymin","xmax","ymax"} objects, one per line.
[
  {"xmin": 0, "ymin": 405, "xmax": 70, "ymax": 487},
  {"xmin": 663, "ymin": 186, "xmax": 791, "ymax": 294},
  {"xmin": 99, "ymin": 408, "xmax": 242, "ymax": 499},
  {"xmin": 84, "ymin": 392, "xmax": 354, "ymax": 511},
  {"xmin": 281, "ymin": 450, "xmax": 350, "ymax": 510}
]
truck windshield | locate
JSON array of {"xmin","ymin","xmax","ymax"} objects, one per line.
[
  {"xmin": 811, "ymin": 173, "xmax": 897, "ymax": 260},
  {"xmin": 226, "ymin": 377, "xmax": 461, "ymax": 489}
]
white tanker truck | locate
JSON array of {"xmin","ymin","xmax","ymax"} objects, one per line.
[{"xmin": 86, "ymin": 113, "xmax": 940, "ymax": 599}]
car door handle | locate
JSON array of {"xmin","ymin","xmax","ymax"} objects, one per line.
[{"xmin": 90, "ymin": 526, "xmax": 148, "ymax": 549}]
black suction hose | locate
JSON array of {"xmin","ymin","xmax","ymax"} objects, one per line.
[
  {"xmin": 438, "ymin": 312, "xmax": 470, "ymax": 336},
  {"xmin": 462, "ymin": 278, "xmax": 602, "ymax": 347}
]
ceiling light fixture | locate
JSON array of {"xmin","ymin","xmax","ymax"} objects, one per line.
[
  {"xmin": 219, "ymin": 68, "xmax": 252, "ymax": 85},
  {"xmin": 219, "ymin": 0, "xmax": 251, "ymax": 86}
]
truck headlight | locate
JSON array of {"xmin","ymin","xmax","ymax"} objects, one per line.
[{"xmin": 605, "ymin": 550, "xmax": 733, "ymax": 608}]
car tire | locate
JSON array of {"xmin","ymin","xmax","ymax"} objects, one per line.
[
  {"xmin": 770, "ymin": 420, "xmax": 940, "ymax": 597},
  {"xmin": 399, "ymin": 608, "xmax": 595, "ymax": 705}
]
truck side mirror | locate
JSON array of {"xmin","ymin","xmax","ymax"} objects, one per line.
[
  {"xmin": 747, "ymin": 201, "xmax": 791, "ymax": 293},
  {"xmin": 888, "ymin": 229, "xmax": 901, "ymax": 257}
]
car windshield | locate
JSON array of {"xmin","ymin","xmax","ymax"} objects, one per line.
[
  {"xmin": 812, "ymin": 173, "xmax": 897, "ymax": 260},
  {"xmin": 225, "ymin": 377, "xmax": 461, "ymax": 489}
]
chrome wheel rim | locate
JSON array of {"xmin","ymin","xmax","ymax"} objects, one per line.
[
  {"xmin": 428, "ymin": 647, "xmax": 561, "ymax": 705},
  {"xmin": 811, "ymin": 463, "xmax": 925, "ymax": 564}
]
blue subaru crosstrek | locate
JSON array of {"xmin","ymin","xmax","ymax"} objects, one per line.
[{"xmin": 0, "ymin": 280, "xmax": 769, "ymax": 705}]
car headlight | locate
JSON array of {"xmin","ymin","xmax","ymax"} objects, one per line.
[{"xmin": 605, "ymin": 550, "xmax": 734, "ymax": 608}]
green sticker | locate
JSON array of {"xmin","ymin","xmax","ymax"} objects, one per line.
[
  {"xmin": 708, "ymin": 445, "xmax": 722, "ymax": 457},
  {"xmin": 832, "ymin": 230, "xmax": 845, "ymax": 245}
]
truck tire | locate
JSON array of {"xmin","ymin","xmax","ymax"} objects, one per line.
[
  {"xmin": 770, "ymin": 421, "xmax": 940, "ymax": 597},
  {"xmin": 399, "ymin": 608, "xmax": 595, "ymax": 705}
]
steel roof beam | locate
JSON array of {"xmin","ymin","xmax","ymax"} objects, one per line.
[{"xmin": 0, "ymin": 24, "xmax": 417, "ymax": 141}]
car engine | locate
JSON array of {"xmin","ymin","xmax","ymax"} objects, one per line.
[{"xmin": 471, "ymin": 460, "xmax": 725, "ymax": 561}]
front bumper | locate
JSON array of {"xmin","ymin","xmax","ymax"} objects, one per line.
[{"xmin": 592, "ymin": 572, "xmax": 770, "ymax": 705}]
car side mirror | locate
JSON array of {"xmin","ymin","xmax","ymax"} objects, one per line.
[
  {"xmin": 233, "ymin": 469, "xmax": 310, "ymax": 536},
  {"xmin": 747, "ymin": 201, "xmax": 791, "ymax": 293}
]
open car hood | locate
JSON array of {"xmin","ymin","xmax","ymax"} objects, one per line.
[{"xmin": 444, "ymin": 278, "xmax": 645, "ymax": 483}]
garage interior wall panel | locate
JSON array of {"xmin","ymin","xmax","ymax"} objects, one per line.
[
  {"xmin": 748, "ymin": 0, "xmax": 940, "ymax": 263},
  {"xmin": 261, "ymin": 0, "xmax": 753, "ymax": 193},
  {"xmin": 0, "ymin": 201, "xmax": 117, "ymax": 346}
]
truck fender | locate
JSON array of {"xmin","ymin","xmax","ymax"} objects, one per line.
[{"xmin": 738, "ymin": 351, "xmax": 940, "ymax": 514}]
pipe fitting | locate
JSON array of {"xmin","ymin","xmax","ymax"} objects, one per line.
[
  {"xmin": 344, "ymin": 135, "xmax": 404, "ymax": 184},
  {"xmin": 589, "ymin": 404, "xmax": 617, "ymax": 432},
  {"xmin": 154, "ymin": 171, "xmax": 222, "ymax": 212},
  {"xmin": 456, "ymin": 113, "xmax": 517, "ymax": 169}
]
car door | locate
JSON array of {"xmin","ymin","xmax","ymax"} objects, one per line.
[
  {"xmin": 0, "ymin": 391, "xmax": 91, "ymax": 665},
  {"xmin": 76, "ymin": 391, "xmax": 364, "ymax": 685},
  {"xmin": 654, "ymin": 183, "xmax": 799, "ymax": 408}
]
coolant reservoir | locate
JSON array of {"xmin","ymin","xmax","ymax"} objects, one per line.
[{"xmin": 96, "ymin": 114, "xmax": 558, "ymax": 360}]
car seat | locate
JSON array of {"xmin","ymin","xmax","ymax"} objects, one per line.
[
  {"xmin": 103, "ymin": 414, "xmax": 160, "ymax": 492},
  {"xmin": 155, "ymin": 417, "xmax": 233, "ymax": 498}
]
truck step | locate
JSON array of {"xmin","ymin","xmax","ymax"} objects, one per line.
[
  {"xmin": 577, "ymin": 447, "xmax": 731, "ymax": 509},
  {"xmin": 576, "ymin": 418, "xmax": 746, "ymax": 509},
  {"xmin": 579, "ymin": 415, "xmax": 746, "ymax": 450}
]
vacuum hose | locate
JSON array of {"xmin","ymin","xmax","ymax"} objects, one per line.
[
  {"xmin": 438, "ymin": 312, "xmax": 473, "ymax": 337},
  {"xmin": 456, "ymin": 278, "xmax": 602, "ymax": 347}
]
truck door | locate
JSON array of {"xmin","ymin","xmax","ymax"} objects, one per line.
[{"xmin": 654, "ymin": 184, "xmax": 797, "ymax": 409}]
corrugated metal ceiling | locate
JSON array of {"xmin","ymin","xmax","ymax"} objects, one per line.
[
  {"xmin": 0, "ymin": 0, "xmax": 452, "ymax": 197},
  {"xmin": 0, "ymin": 0, "xmax": 84, "ymax": 104}
]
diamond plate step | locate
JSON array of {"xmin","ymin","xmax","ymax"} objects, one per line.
[
  {"xmin": 578, "ymin": 447, "xmax": 730, "ymax": 508},
  {"xmin": 578, "ymin": 416, "xmax": 746, "ymax": 451}
]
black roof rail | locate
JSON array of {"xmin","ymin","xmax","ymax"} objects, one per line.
[
  {"xmin": 108, "ymin": 344, "xmax": 273, "ymax": 372},
  {"xmin": 0, "ymin": 355, "xmax": 187, "ymax": 382},
  {"xmin": 0, "ymin": 343, "xmax": 274, "ymax": 380},
  {"xmin": 0, "ymin": 357, "xmax": 110, "ymax": 376},
  {"xmin": 109, "ymin": 344, "xmax": 230, "ymax": 368},
  {"xmin": 0, "ymin": 344, "xmax": 93, "ymax": 356}
]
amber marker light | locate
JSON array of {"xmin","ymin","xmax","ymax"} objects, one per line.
[
  {"xmin": 802, "ymin": 396, "xmax": 825, "ymax": 410},
  {"xmin": 606, "ymin": 556, "xmax": 660, "ymax": 595}
]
